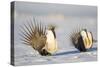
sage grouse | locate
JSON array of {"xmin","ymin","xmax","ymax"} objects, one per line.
[
  {"xmin": 20, "ymin": 19, "xmax": 58, "ymax": 56},
  {"xmin": 71, "ymin": 29, "xmax": 94, "ymax": 52}
]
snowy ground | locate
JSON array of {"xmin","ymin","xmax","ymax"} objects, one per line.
[{"xmin": 14, "ymin": 42, "xmax": 97, "ymax": 66}]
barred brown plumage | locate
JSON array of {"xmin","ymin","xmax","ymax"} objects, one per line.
[{"xmin": 19, "ymin": 18, "xmax": 57, "ymax": 56}]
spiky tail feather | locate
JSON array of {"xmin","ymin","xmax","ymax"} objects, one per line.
[{"xmin": 19, "ymin": 18, "xmax": 50, "ymax": 55}]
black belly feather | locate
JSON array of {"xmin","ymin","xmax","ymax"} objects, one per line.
[{"xmin": 76, "ymin": 36, "xmax": 86, "ymax": 52}]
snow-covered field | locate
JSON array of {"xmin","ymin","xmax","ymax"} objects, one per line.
[{"xmin": 14, "ymin": 42, "xmax": 97, "ymax": 66}]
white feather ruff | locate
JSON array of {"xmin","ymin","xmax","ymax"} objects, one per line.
[
  {"xmin": 80, "ymin": 30, "xmax": 93, "ymax": 49},
  {"xmin": 44, "ymin": 30, "xmax": 58, "ymax": 53}
]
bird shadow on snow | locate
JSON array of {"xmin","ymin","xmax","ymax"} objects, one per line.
[{"xmin": 53, "ymin": 47, "xmax": 97, "ymax": 56}]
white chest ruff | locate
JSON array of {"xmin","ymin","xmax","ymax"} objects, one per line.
[
  {"xmin": 45, "ymin": 30, "xmax": 58, "ymax": 53},
  {"xmin": 80, "ymin": 31, "xmax": 93, "ymax": 49}
]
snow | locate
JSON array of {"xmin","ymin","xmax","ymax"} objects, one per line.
[{"xmin": 14, "ymin": 42, "xmax": 97, "ymax": 66}]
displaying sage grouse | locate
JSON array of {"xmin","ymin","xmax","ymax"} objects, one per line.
[
  {"xmin": 71, "ymin": 29, "xmax": 94, "ymax": 52},
  {"xmin": 20, "ymin": 19, "xmax": 58, "ymax": 56}
]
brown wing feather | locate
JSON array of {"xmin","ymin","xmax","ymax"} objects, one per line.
[{"xmin": 20, "ymin": 18, "xmax": 47, "ymax": 51}]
